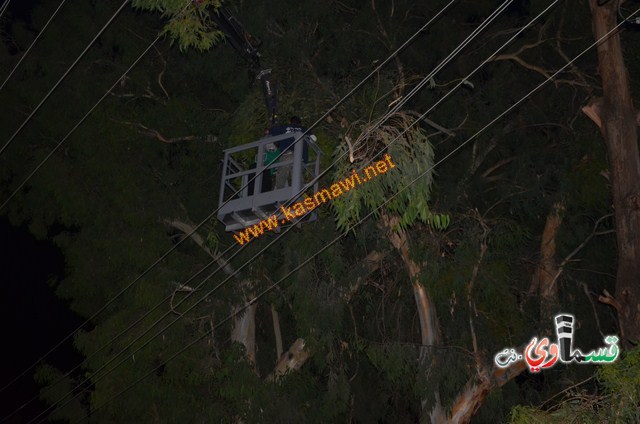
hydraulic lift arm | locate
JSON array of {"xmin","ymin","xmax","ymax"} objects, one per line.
[{"xmin": 201, "ymin": 3, "xmax": 278, "ymax": 124}]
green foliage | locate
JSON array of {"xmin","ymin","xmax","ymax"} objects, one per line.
[
  {"xmin": 598, "ymin": 344, "xmax": 640, "ymax": 420},
  {"xmin": 366, "ymin": 342, "xmax": 418, "ymax": 389},
  {"xmin": 131, "ymin": 0, "xmax": 225, "ymax": 51},
  {"xmin": 510, "ymin": 346, "xmax": 640, "ymax": 424},
  {"xmin": 332, "ymin": 112, "xmax": 449, "ymax": 233},
  {"xmin": 2, "ymin": 0, "xmax": 636, "ymax": 422},
  {"xmin": 34, "ymin": 364, "xmax": 86, "ymax": 423}
]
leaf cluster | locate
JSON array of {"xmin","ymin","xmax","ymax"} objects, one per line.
[
  {"xmin": 131, "ymin": 0, "xmax": 224, "ymax": 51},
  {"xmin": 332, "ymin": 111, "xmax": 450, "ymax": 233}
]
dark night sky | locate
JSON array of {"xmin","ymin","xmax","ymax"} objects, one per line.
[
  {"xmin": 4, "ymin": 0, "xmax": 41, "ymax": 23},
  {"xmin": 2, "ymin": 2, "xmax": 83, "ymax": 422}
]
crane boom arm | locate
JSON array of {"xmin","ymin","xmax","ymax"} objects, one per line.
[{"xmin": 206, "ymin": 4, "xmax": 278, "ymax": 124}]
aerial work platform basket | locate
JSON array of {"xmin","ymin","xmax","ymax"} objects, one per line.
[{"xmin": 217, "ymin": 132, "xmax": 321, "ymax": 232}]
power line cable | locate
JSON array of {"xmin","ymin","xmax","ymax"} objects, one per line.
[
  {"xmin": 4, "ymin": 1, "xmax": 460, "ymax": 419},
  {"xmin": 1, "ymin": 0, "xmax": 453, "ymax": 211},
  {"xmin": 0, "ymin": 0, "xmax": 68, "ymax": 92},
  {"xmin": 18, "ymin": 3, "xmax": 462, "ymax": 421},
  {"xmin": 0, "ymin": 0, "xmax": 130, "ymax": 157},
  {"xmin": 0, "ymin": 0, "xmax": 10, "ymax": 19},
  {"xmin": 75, "ymin": 7, "xmax": 636, "ymax": 419},
  {"xmin": 356, "ymin": 0, "xmax": 512, "ymax": 142},
  {"xmin": 23, "ymin": 1, "xmax": 519, "ymax": 420},
  {"xmin": 72, "ymin": 0, "xmax": 530, "ymax": 395},
  {"xmin": 35, "ymin": 2, "xmax": 555, "ymax": 421},
  {"xmin": 0, "ymin": 0, "xmax": 455, "ymax": 400},
  {"xmin": 47, "ymin": 0, "xmax": 572, "ymax": 420}
]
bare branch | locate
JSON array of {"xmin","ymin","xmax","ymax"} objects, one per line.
[
  {"xmin": 442, "ymin": 354, "xmax": 528, "ymax": 423},
  {"xmin": 598, "ymin": 289, "xmax": 622, "ymax": 313},
  {"xmin": 548, "ymin": 213, "xmax": 614, "ymax": 290},
  {"xmin": 492, "ymin": 52, "xmax": 552, "ymax": 80},
  {"xmin": 342, "ymin": 250, "xmax": 387, "ymax": 301},
  {"xmin": 480, "ymin": 157, "xmax": 515, "ymax": 179},
  {"xmin": 466, "ymin": 211, "xmax": 489, "ymax": 377},
  {"xmin": 580, "ymin": 280, "xmax": 605, "ymax": 338},
  {"xmin": 153, "ymin": 44, "xmax": 170, "ymax": 100},
  {"xmin": 115, "ymin": 120, "xmax": 197, "ymax": 144}
]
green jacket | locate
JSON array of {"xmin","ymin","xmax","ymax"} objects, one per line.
[{"xmin": 264, "ymin": 149, "xmax": 281, "ymax": 175}]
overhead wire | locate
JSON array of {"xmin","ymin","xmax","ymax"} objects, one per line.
[
  {"xmin": 1, "ymin": 0, "xmax": 453, "ymax": 210},
  {"xmin": 0, "ymin": 0, "xmax": 456, "ymax": 404},
  {"xmin": 61, "ymin": 0, "xmax": 640, "ymax": 418},
  {"xmin": 74, "ymin": 6, "xmax": 637, "ymax": 420},
  {"xmin": 0, "ymin": 27, "xmax": 166, "ymax": 417},
  {"xmin": 29, "ymin": 1, "xmax": 544, "ymax": 421},
  {"xmin": 15, "ymin": 2, "xmax": 462, "ymax": 421},
  {"xmin": 0, "ymin": 0, "xmax": 68, "ymax": 92},
  {"xmin": 1, "ymin": 0, "xmax": 227, "ymax": 407},
  {"xmin": 0, "ymin": 0, "xmax": 130, "ymax": 157},
  {"xmin": 0, "ymin": 0, "xmax": 10, "ymax": 19},
  {"xmin": 2, "ymin": 2, "xmax": 458, "ymax": 420}
]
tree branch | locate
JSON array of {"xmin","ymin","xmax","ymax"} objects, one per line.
[
  {"xmin": 115, "ymin": 120, "xmax": 199, "ymax": 144},
  {"xmin": 582, "ymin": 97, "xmax": 603, "ymax": 131},
  {"xmin": 547, "ymin": 213, "xmax": 614, "ymax": 291},
  {"xmin": 163, "ymin": 219, "xmax": 235, "ymax": 276},
  {"xmin": 266, "ymin": 338, "xmax": 310, "ymax": 382},
  {"xmin": 492, "ymin": 52, "xmax": 552, "ymax": 80},
  {"xmin": 441, "ymin": 351, "xmax": 528, "ymax": 423},
  {"xmin": 271, "ymin": 304, "xmax": 283, "ymax": 359}
]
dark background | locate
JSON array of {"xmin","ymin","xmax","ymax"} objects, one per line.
[
  {"xmin": 0, "ymin": 5, "xmax": 83, "ymax": 422},
  {"xmin": 1, "ymin": 217, "xmax": 84, "ymax": 422}
]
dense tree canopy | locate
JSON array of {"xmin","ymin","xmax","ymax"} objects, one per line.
[{"xmin": 1, "ymin": 0, "xmax": 639, "ymax": 422}]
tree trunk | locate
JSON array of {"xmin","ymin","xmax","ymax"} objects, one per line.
[
  {"xmin": 381, "ymin": 213, "xmax": 440, "ymax": 350},
  {"xmin": 231, "ymin": 303, "xmax": 258, "ymax": 367},
  {"xmin": 534, "ymin": 202, "xmax": 564, "ymax": 324},
  {"xmin": 590, "ymin": 1, "xmax": 640, "ymax": 345},
  {"xmin": 435, "ymin": 205, "xmax": 566, "ymax": 422},
  {"xmin": 380, "ymin": 213, "xmax": 443, "ymax": 420}
]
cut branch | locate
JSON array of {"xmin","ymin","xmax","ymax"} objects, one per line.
[
  {"xmin": 266, "ymin": 338, "xmax": 310, "ymax": 382},
  {"xmin": 582, "ymin": 97, "xmax": 603, "ymax": 131}
]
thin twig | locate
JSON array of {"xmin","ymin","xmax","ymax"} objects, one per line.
[{"xmin": 538, "ymin": 375, "xmax": 595, "ymax": 410}]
